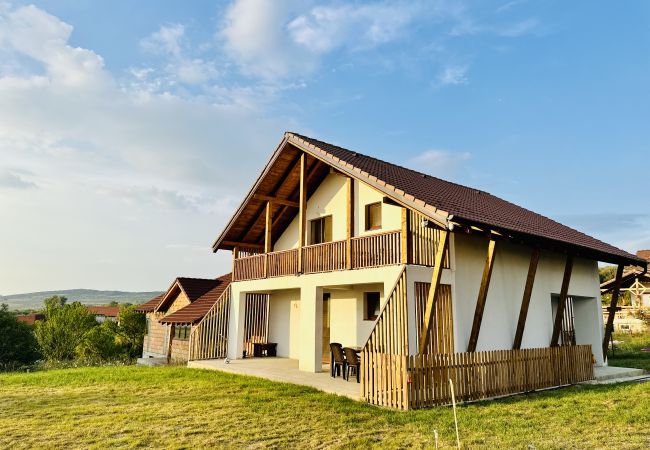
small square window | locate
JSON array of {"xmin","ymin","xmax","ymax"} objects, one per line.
[
  {"xmin": 174, "ymin": 325, "xmax": 191, "ymax": 340},
  {"xmin": 365, "ymin": 202, "xmax": 382, "ymax": 231},
  {"xmin": 364, "ymin": 292, "xmax": 381, "ymax": 321}
]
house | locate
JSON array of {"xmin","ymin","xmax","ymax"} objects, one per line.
[
  {"xmin": 16, "ymin": 313, "xmax": 45, "ymax": 326},
  {"xmin": 136, "ymin": 274, "xmax": 231, "ymax": 364},
  {"xmin": 187, "ymin": 132, "xmax": 645, "ymax": 409},
  {"xmin": 601, "ymin": 250, "xmax": 650, "ymax": 333},
  {"xmin": 86, "ymin": 305, "xmax": 120, "ymax": 323}
]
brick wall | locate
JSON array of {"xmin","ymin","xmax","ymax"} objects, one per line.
[{"xmin": 142, "ymin": 289, "xmax": 193, "ymax": 360}]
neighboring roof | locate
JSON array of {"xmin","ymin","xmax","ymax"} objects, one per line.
[
  {"xmin": 600, "ymin": 267, "xmax": 650, "ymax": 292},
  {"xmin": 86, "ymin": 306, "xmax": 120, "ymax": 317},
  {"xmin": 135, "ymin": 294, "xmax": 165, "ymax": 313},
  {"xmin": 160, "ymin": 274, "xmax": 231, "ymax": 325},
  {"xmin": 213, "ymin": 132, "xmax": 645, "ymax": 267},
  {"xmin": 636, "ymin": 250, "xmax": 650, "ymax": 262},
  {"xmin": 16, "ymin": 313, "xmax": 45, "ymax": 326}
]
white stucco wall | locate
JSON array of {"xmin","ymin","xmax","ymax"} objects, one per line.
[
  {"xmin": 267, "ymin": 289, "xmax": 301, "ymax": 359},
  {"xmin": 272, "ymin": 174, "xmax": 403, "ymax": 251},
  {"xmin": 452, "ymin": 233, "xmax": 604, "ymax": 364}
]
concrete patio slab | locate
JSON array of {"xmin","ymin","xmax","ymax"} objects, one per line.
[{"xmin": 188, "ymin": 357, "xmax": 362, "ymax": 400}]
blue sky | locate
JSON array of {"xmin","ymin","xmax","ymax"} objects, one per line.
[{"xmin": 0, "ymin": 1, "xmax": 648, "ymax": 294}]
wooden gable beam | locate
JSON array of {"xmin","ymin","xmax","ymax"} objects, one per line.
[
  {"xmin": 550, "ymin": 255, "xmax": 574, "ymax": 347},
  {"xmin": 418, "ymin": 230, "xmax": 449, "ymax": 354},
  {"xmin": 253, "ymin": 194, "xmax": 298, "ymax": 208},
  {"xmin": 512, "ymin": 248, "xmax": 540, "ymax": 349},
  {"xmin": 346, "ymin": 176, "xmax": 354, "ymax": 270},
  {"xmin": 602, "ymin": 264, "xmax": 624, "ymax": 359},
  {"xmin": 467, "ymin": 238, "xmax": 498, "ymax": 352},
  {"xmin": 220, "ymin": 241, "xmax": 263, "ymax": 251},
  {"xmin": 298, "ymin": 154, "xmax": 307, "ymax": 273}
]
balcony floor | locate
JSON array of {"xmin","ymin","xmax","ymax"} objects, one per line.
[{"xmin": 188, "ymin": 357, "xmax": 362, "ymax": 400}]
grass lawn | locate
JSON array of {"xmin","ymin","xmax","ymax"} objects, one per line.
[
  {"xmin": 608, "ymin": 332, "xmax": 650, "ymax": 371},
  {"xmin": 1, "ymin": 365, "xmax": 649, "ymax": 449}
]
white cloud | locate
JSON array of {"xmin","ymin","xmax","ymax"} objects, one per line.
[
  {"xmin": 0, "ymin": 4, "xmax": 283, "ymax": 293},
  {"xmin": 433, "ymin": 64, "xmax": 469, "ymax": 87},
  {"xmin": 407, "ymin": 149, "xmax": 471, "ymax": 177},
  {"xmin": 498, "ymin": 18, "xmax": 539, "ymax": 37}
]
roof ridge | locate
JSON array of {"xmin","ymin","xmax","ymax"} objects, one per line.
[{"xmin": 287, "ymin": 131, "xmax": 491, "ymax": 195}]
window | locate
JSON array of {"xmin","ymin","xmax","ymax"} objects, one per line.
[
  {"xmin": 365, "ymin": 202, "xmax": 382, "ymax": 231},
  {"xmin": 174, "ymin": 325, "xmax": 191, "ymax": 340},
  {"xmin": 309, "ymin": 216, "xmax": 332, "ymax": 245},
  {"xmin": 364, "ymin": 292, "xmax": 381, "ymax": 321},
  {"xmin": 146, "ymin": 318, "xmax": 151, "ymax": 335}
]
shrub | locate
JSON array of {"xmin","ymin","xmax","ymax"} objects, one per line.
[{"xmin": 0, "ymin": 304, "xmax": 41, "ymax": 369}]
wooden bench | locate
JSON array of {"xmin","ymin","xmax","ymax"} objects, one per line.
[{"xmin": 253, "ymin": 342, "xmax": 277, "ymax": 357}]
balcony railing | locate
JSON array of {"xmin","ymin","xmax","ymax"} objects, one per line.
[{"xmin": 233, "ymin": 230, "xmax": 407, "ymax": 281}]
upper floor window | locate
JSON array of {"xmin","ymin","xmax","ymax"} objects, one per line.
[
  {"xmin": 365, "ymin": 202, "xmax": 382, "ymax": 231},
  {"xmin": 309, "ymin": 216, "xmax": 332, "ymax": 245}
]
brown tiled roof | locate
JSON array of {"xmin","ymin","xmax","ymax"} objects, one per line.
[
  {"xmin": 160, "ymin": 274, "xmax": 231, "ymax": 325},
  {"xmin": 135, "ymin": 294, "xmax": 165, "ymax": 313},
  {"xmin": 636, "ymin": 250, "xmax": 650, "ymax": 262},
  {"xmin": 285, "ymin": 132, "xmax": 644, "ymax": 266},
  {"xmin": 86, "ymin": 306, "xmax": 120, "ymax": 317},
  {"xmin": 16, "ymin": 313, "xmax": 45, "ymax": 326}
]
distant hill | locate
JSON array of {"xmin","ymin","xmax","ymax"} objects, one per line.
[{"xmin": 0, "ymin": 289, "xmax": 164, "ymax": 311}]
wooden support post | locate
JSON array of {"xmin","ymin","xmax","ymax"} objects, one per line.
[
  {"xmin": 346, "ymin": 177, "xmax": 354, "ymax": 270},
  {"xmin": 602, "ymin": 264, "xmax": 624, "ymax": 359},
  {"xmin": 512, "ymin": 248, "xmax": 540, "ymax": 349},
  {"xmin": 297, "ymin": 154, "xmax": 307, "ymax": 273},
  {"xmin": 418, "ymin": 230, "xmax": 449, "ymax": 354},
  {"xmin": 467, "ymin": 238, "xmax": 497, "ymax": 352},
  {"xmin": 264, "ymin": 201, "xmax": 272, "ymax": 278},
  {"xmin": 232, "ymin": 246, "xmax": 239, "ymax": 279},
  {"xmin": 550, "ymin": 255, "xmax": 574, "ymax": 347},
  {"xmin": 400, "ymin": 208, "xmax": 411, "ymax": 264}
]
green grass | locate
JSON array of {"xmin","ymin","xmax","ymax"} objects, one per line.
[
  {"xmin": 1, "ymin": 366, "xmax": 649, "ymax": 449},
  {"xmin": 608, "ymin": 332, "xmax": 650, "ymax": 371}
]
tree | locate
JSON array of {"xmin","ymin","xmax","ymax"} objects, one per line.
[
  {"xmin": 76, "ymin": 322, "xmax": 121, "ymax": 360},
  {"xmin": 0, "ymin": 304, "xmax": 41, "ymax": 369},
  {"xmin": 599, "ymin": 266, "xmax": 618, "ymax": 284},
  {"xmin": 115, "ymin": 305, "xmax": 146, "ymax": 358},
  {"xmin": 34, "ymin": 297, "xmax": 97, "ymax": 361}
]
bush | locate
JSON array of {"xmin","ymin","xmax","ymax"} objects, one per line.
[
  {"xmin": 76, "ymin": 322, "xmax": 122, "ymax": 360},
  {"xmin": 34, "ymin": 297, "xmax": 97, "ymax": 361},
  {"xmin": 0, "ymin": 304, "xmax": 41, "ymax": 370}
]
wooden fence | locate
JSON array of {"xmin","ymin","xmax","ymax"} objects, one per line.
[
  {"xmin": 351, "ymin": 230, "xmax": 401, "ymax": 269},
  {"xmin": 361, "ymin": 345, "xmax": 594, "ymax": 410},
  {"xmin": 188, "ymin": 286, "xmax": 231, "ymax": 361}
]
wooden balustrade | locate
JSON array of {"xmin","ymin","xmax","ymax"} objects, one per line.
[
  {"xmin": 351, "ymin": 230, "xmax": 401, "ymax": 269},
  {"xmin": 267, "ymin": 249, "xmax": 299, "ymax": 278},
  {"xmin": 302, "ymin": 240, "xmax": 347, "ymax": 274},
  {"xmin": 361, "ymin": 345, "xmax": 594, "ymax": 410},
  {"xmin": 407, "ymin": 210, "xmax": 450, "ymax": 268},
  {"xmin": 233, "ymin": 254, "xmax": 265, "ymax": 281},
  {"xmin": 188, "ymin": 286, "xmax": 231, "ymax": 361}
]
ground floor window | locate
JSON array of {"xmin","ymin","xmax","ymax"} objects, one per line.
[
  {"xmin": 174, "ymin": 325, "xmax": 191, "ymax": 340},
  {"xmin": 364, "ymin": 292, "xmax": 381, "ymax": 320}
]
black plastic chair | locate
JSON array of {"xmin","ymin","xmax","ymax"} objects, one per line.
[
  {"xmin": 343, "ymin": 347, "xmax": 360, "ymax": 383},
  {"xmin": 330, "ymin": 343, "xmax": 346, "ymax": 378}
]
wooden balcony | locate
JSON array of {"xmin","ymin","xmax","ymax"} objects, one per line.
[{"xmin": 233, "ymin": 230, "xmax": 410, "ymax": 281}]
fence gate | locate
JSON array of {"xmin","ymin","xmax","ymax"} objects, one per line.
[{"xmin": 243, "ymin": 293, "xmax": 270, "ymax": 357}]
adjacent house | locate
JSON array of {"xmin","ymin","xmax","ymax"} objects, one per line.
[
  {"xmin": 16, "ymin": 313, "xmax": 45, "ymax": 326},
  {"xmin": 136, "ymin": 274, "xmax": 231, "ymax": 364},
  {"xmin": 601, "ymin": 249, "xmax": 650, "ymax": 333},
  {"xmin": 86, "ymin": 305, "xmax": 120, "ymax": 323},
  {"xmin": 185, "ymin": 132, "xmax": 645, "ymax": 409}
]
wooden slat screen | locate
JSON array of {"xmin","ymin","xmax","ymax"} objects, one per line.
[
  {"xmin": 351, "ymin": 230, "xmax": 401, "ymax": 269},
  {"xmin": 363, "ymin": 345, "xmax": 594, "ymax": 410},
  {"xmin": 243, "ymin": 293, "xmax": 270, "ymax": 357},
  {"xmin": 267, "ymin": 248, "xmax": 299, "ymax": 278},
  {"xmin": 408, "ymin": 210, "xmax": 450, "ymax": 268},
  {"xmin": 361, "ymin": 268, "xmax": 410, "ymax": 409},
  {"xmin": 414, "ymin": 282, "xmax": 454, "ymax": 355},
  {"xmin": 302, "ymin": 240, "xmax": 346, "ymax": 274},
  {"xmin": 188, "ymin": 286, "xmax": 231, "ymax": 361}
]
